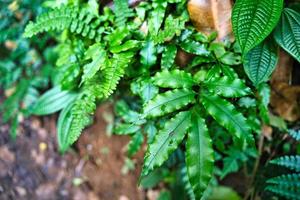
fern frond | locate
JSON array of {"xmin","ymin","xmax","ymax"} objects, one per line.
[
  {"xmin": 204, "ymin": 76, "xmax": 251, "ymax": 98},
  {"xmin": 288, "ymin": 129, "xmax": 300, "ymax": 141},
  {"xmin": 270, "ymin": 156, "xmax": 300, "ymax": 172},
  {"xmin": 142, "ymin": 111, "xmax": 192, "ymax": 177},
  {"xmin": 152, "ymin": 69, "xmax": 195, "ymax": 89},
  {"xmin": 24, "ymin": 5, "xmax": 102, "ymax": 40},
  {"xmin": 267, "ymin": 173, "xmax": 300, "ymax": 188},
  {"xmin": 266, "ymin": 185, "xmax": 300, "ymax": 200},
  {"xmin": 68, "ymin": 92, "xmax": 96, "ymax": 146},
  {"xmin": 143, "ymin": 89, "xmax": 195, "ymax": 118},
  {"xmin": 200, "ymin": 93, "xmax": 252, "ymax": 142},
  {"xmin": 113, "ymin": 0, "xmax": 134, "ymax": 27},
  {"xmin": 101, "ymin": 52, "xmax": 134, "ymax": 98}
]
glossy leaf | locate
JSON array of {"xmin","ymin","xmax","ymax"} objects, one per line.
[
  {"xmin": 201, "ymin": 93, "xmax": 251, "ymax": 140},
  {"xmin": 232, "ymin": 0, "xmax": 283, "ymax": 54},
  {"xmin": 32, "ymin": 87, "xmax": 77, "ymax": 115},
  {"xmin": 244, "ymin": 39, "xmax": 278, "ymax": 86},
  {"xmin": 161, "ymin": 44, "xmax": 177, "ymax": 69},
  {"xmin": 186, "ymin": 111, "xmax": 214, "ymax": 199},
  {"xmin": 143, "ymin": 89, "xmax": 195, "ymax": 118},
  {"xmin": 140, "ymin": 39, "xmax": 157, "ymax": 67},
  {"xmin": 204, "ymin": 76, "xmax": 251, "ymax": 98},
  {"xmin": 274, "ymin": 8, "xmax": 300, "ymax": 63},
  {"xmin": 152, "ymin": 69, "xmax": 195, "ymax": 89},
  {"xmin": 180, "ymin": 40, "xmax": 210, "ymax": 56},
  {"xmin": 142, "ymin": 111, "xmax": 192, "ymax": 176},
  {"xmin": 127, "ymin": 131, "xmax": 144, "ymax": 157}
]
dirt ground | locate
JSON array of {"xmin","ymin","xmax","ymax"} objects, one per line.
[{"xmin": 0, "ymin": 104, "xmax": 145, "ymax": 200}]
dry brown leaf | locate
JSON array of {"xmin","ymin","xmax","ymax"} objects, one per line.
[
  {"xmin": 270, "ymin": 50, "xmax": 300, "ymax": 122},
  {"xmin": 187, "ymin": 0, "xmax": 233, "ymax": 41}
]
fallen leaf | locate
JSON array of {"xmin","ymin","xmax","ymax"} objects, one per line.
[
  {"xmin": 270, "ymin": 50, "xmax": 300, "ymax": 122},
  {"xmin": 187, "ymin": 0, "xmax": 233, "ymax": 41}
]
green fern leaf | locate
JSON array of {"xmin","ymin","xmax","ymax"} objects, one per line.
[
  {"xmin": 102, "ymin": 52, "xmax": 134, "ymax": 98},
  {"xmin": 115, "ymin": 123, "xmax": 141, "ymax": 135},
  {"xmin": 142, "ymin": 111, "xmax": 192, "ymax": 177},
  {"xmin": 113, "ymin": 0, "xmax": 134, "ymax": 27},
  {"xmin": 161, "ymin": 44, "xmax": 177, "ymax": 69},
  {"xmin": 232, "ymin": 0, "xmax": 284, "ymax": 54},
  {"xmin": 267, "ymin": 173, "xmax": 300, "ymax": 187},
  {"xmin": 288, "ymin": 129, "xmax": 300, "ymax": 141},
  {"xmin": 244, "ymin": 39, "xmax": 278, "ymax": 86},
  {"xmin": 266, "ymin": 185, "xmax": 300, "ymax": 200},
  {"xmin": 152, "ymin": 69, "xmax": 195, "ymax": 89},
  {"xmin": 186, "ymin": 110, "xmax": 214, "ymax": 199},
  {"xmin": 68, "ymin": 93, "xmax": 96, "ymax": 147},
  {"xmin": 143, "ymin": 89, "xmax": 195, "ymax": 118},
  {"xmin": 270, "ymin": 155, "xmax": 300, "ymax": 172},
  {"xmin": 200, "ymin": 93, "xmax": 251, "ymax": 140},
  {"xmin": 274, "ymin": 8, "xmax": 300, "ymax": 63},
  {"xmin": 24, "ymin": 6, "xmax": 101, "ymax": 40},
  {"xmin": 82, "ymin": 43, "xmax": 107, "ymax": 83},
  {"xmin": 180, "ymin": 40, "xmax": 210, "ymax": 56},
  {"xmin": 204, "ymin": 76, "xmax": 251, "ymax": 98}
]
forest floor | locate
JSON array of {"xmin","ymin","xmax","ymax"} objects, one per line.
[{"xmin": 0, "ymin": 104, "xmax": 149, "ymax": 200}]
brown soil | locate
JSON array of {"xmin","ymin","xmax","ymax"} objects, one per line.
[{"xmin": 0, "ymin": 104, "xmax": 145, "ymax": 200}]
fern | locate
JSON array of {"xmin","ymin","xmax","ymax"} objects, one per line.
[
  {"xmin": 204, "ymin": 76, "xmax": 251, "ymax": 98},
  {"xmin": 143, "ymin": 89, "xmax": 195, "ymax": 118},
  {"xmin": 270, "ymin": 156, "xmax": 300, "ymax": 172},
  {"xmin": 142, "ymin": 111, "xmax": 192, "ymax": 176},
  {"xmin": 152, "ymin": 69, "xmax": 195, "ymax": 89},
  {"xmin": 101, "ymin": 52, "xmax": 134, "ymax": 98},
  {"xmin": 200, "ymin": 93, "xmax": 251, "ymax": 141},
  {"xmin": 266, "ymin": 185, "xmax": 300, "ymax": 200},
  {"xmin": 24, "ymin": 6, "xmax": 102, "ymax": 40},
  {"xmin": 161, "ymin": 44, "xmax": 177, "ymax": 69},
  {"xmin": 267, "ymin": 173, "xmax": 300, "ymax": 187},
  {"xmin": 186, "ymin": 110, "xmax": 214, "ymax": 198},
  {"xmin": 288, "ymin": 130, "xmax": 300, "ymax": 141},
  {"xmin": 113, "ymin": 0, "xmax": 134, "ymax": 27}
]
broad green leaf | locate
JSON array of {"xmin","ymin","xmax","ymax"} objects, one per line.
[
  {"xmin": 152, "ymin": 69, "xmax": 195, "ymax": 89},
  {"xmin": 180, "ymin": 40, "xmax": 210, "ymax": 56},
  {"xmin": 142, "ymin": 111, "xmax": 192, "ymax": 176},
  {"xmin": 82, "ymin": 43, "xmax": 107, "ymax": 83},
  {"xmin": 244, "ymin": 39, "xmax": 278, "ymax": 86},
  {"xmin": 140, "ymin": 39, "xmax": 157, "ymax": 67},
  {"xmin": 127, "ymin": 131, "xmax": 144, "ymax": 157},
  {"xmin": 232, "ymin": 0, "xmax": 283, "ymax": 54},
  {"xmin": 139, "ymin": 79, "xmax": 159, "ymax": 102},
  {"xmin": 204, "ymin": 76, "xmax": 251, "ymax": 98},
  {"xmin": 161, "ymin": 44, "xmax": 177, "ymax": 69},
  {"xmin": 186, "ymin": 111, "xmax": 214, "ymax": 199},
  {"xmin": 57, "ymin": 101, "xmax": 74, "ymax": 153},
  {"xmin": 200, "ymin": 94, "xmax": 251, "ymax": 140},
  {"xmin": 274, "ymin": 8, "xmax": 300, "ymax": 63},
  {"xmin": 143, "ymin": 89, "xmax": 195, "ymax": 118},
  {"xmin": 32, "ymin": 87, "xmax": 77, "ymax": 115}
]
